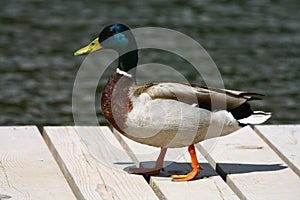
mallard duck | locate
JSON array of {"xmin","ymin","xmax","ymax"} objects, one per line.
[{"xmin": 74, "ymin": 24, "xmax": 271, "ymax": 181}]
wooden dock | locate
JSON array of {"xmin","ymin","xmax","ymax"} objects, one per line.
[{"xmin": 0, "ymin": 125, "xmax": 299, "ymax": 200}]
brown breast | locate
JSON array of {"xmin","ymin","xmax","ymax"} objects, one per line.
[{"xmin": 101, "ymin": 72, "xmax": 134, "ymax": 133}]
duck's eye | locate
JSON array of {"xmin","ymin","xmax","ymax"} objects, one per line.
[
  {"xmin": 109, "ymin": 28, "xmax": 116, "ymax": 34},
  {"xmin": 91, "ymin": 42, "xmax": 95, "ymax": 46}
]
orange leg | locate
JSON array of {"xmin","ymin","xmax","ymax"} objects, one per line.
[
  {"xmin": 171, "ymin": 144, "xmax": 203, "ymax": 182},
  {"xmin": 129, "ymin": 148, "xmax": 167, "ymax": 176}
]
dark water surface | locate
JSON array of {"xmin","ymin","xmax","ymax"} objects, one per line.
[{"xmin": 1, "ymin": 0, "xmax": 299, "ymax": 127}]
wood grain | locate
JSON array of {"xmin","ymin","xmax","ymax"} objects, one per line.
[
  {"xmin": 43, "ymin": 126, "xmax": 158, "ymax": 200},
  {"xmin": 0, "ymin": 126, "xmax": 76, "ymax": 200},
  {"xmin": 197, "ymin": 126, "xmax": 300, "ymax": 200},
  {"xmin": 254, "ymin": 125, "xmax": 300, "ymax": 177},
  {"xmin": 114, "ymin": 129, "xmax": 239, "ymax": 200}
]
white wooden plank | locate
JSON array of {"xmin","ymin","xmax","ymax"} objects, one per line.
[
  {"xmin": 0, "ymin": 126, "xmax": 76, "ymax": 200},
  {"xmin": 43, "ymin": 126, "xmax": 158, "ymax": 200},
  {"xmin": 114, "ymin": 130, "xmax": 239, "ymax": 200},
  {"xmin": 254, "ymin": 125, "xmax": 300, "ymax": 177},
  {"xmin": 197, "ymin": 126, "xmax": 300, "ymax": 200},
  {"xmin": 151, "ymin": 177, "xmax": 239, "ymax": 200}
]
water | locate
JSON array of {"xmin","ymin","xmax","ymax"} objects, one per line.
[{"xmin": 0, "ymin": 0, "xmax": 299, "ymax": 128}]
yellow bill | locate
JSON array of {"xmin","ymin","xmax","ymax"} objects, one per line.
[{"xmin": 74, "ymin": 37, "xmax": 102, "ymax": 56}]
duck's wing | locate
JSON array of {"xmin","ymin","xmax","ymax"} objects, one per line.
[{"xmin": 132, "ymin": 82, "xmax": 263, "ymax": 111}]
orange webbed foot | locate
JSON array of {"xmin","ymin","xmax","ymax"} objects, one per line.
[
  {"xmin": 171, "ymin": 165, "xmax": 202, "ymax": 182},
  {"xmin": 171, "ymin": 144, "xmax": 203, "ymax": 182}
]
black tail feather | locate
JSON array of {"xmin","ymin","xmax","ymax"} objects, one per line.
[{"xmin": 229, "ymin": 103, "xmax": 253, "ymax": 120}]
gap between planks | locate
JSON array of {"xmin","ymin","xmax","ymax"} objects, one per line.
[
  {"xmin": 113, "ymin": 129, "xmax": 239, "ymax": 200},
  {"xmin": 253, "ymin": 125, "xmax": 300, "ymax": 177},
  {"xmin": 0, "ymin": 126, "xmax": 76, "ymax": 200},
  {"xmin": 197, "ymin": 126, "xmax": 300, "ymax": 200},
  {"xmin": 43, "ymin": 125, "xmax": 300, "ymax": 200},
  {"xmin": 43, "ymin": 126, "xmax": 158, "ymax": 200}
]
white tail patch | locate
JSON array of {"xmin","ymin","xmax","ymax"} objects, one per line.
[{"xmin": 238, "ymin": 111, "xmax": 271, "ymax": 125}]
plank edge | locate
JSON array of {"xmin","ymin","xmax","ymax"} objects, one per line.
[
  {"xmin": 42, "ymin": 127, "xmax": 84, "ymax": 200},
  {"xmin": 253, "ymin": 125, "xmax": 300, "ymax": 177}
]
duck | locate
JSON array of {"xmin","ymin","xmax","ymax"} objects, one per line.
[{"xmin": 74, "ymin": 24, "xmax": 271, "ymax": 182}]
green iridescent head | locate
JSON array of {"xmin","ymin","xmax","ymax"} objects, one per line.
[
  {"xmin": 74, "ymin": 24, "xmax": 137, "ymax": 55},
  {"xmin": 74, "ymin": 24, "xmax": 138, "ymax": 73}
]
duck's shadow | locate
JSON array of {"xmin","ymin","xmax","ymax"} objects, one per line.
[
  {"xmin": 117, "ymin": 161, "xmax": 287, "ymax": 181},
  {"xmin": 214, "ymin": 162, "xmax": 287, "ymax": 180}
]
